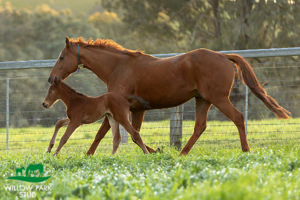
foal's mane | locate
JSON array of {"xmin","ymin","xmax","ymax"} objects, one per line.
[{"xmin": 69, "ymin": 37, "xmax": 144, "ymax": 57}]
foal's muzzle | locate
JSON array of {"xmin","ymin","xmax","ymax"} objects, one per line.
[
  {"xmin": 42, "ymin": 102, "xmax": 49, "ymax": 108},
  {"xmin": 48, "ymin": 77, "xmax": 54, "ymax": 84},
  {"xmin": 48, "ymin": 76, "xmax": 62, "ymax": 84}
]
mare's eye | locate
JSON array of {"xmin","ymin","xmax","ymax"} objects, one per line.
[{"xmin": 60, "ymin": 56, "xmax": 64, "ymax": 60}]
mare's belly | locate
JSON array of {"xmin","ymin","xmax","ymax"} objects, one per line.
[{"xmin": 129, "ymin": 89, "xmax": 198, "ymax": 110}]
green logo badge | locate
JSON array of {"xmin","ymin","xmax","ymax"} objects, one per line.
[{"xmin": 7, "ymin": 164, "xmax": 51, "ymax": 183}]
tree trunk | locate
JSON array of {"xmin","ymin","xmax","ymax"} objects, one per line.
[
  {"xmin": 237, "ymin": 0, "xmax": 254, "ymax": 49},
  {"xmin": 210, "ymin": 0, "xmax": 221, "ymax": 39}
]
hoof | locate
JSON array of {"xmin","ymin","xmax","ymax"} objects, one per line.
[
  {"xmin": 179, "ymin": 151, "xmax": 188, "ymax": 156},
  {"xmin": 156, "ymin": 148, "xmax": 163, "ymax": 153},
  {"xmin": 242, "ymin": 148, "xmax": 251, "ymax": 153}
]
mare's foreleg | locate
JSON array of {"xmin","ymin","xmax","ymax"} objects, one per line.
[
  {"xmin": 131, "ymin": 111, "xmax": 157, "ymax": 153},
  {"xmin": 47, "ymin": 118, "xmax": 69, "ymax": 153},
  {"xmin": 86, "ymin": 117, "xmax": 111, "ymax": 155},
  {"xmin": 53, "ymin": 121, "xmax": 80, "ymax": 156}
]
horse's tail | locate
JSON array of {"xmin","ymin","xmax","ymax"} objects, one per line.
[{"xmin": 225, "ymin": 54, "xmax": 291, "ymax": 119}]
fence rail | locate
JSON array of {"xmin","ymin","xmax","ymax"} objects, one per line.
[
  {"xmin": 0, "ymin": 47, "xmax": 299, "ymax": 152},
  {"xmin": 1, "ymin": 47, "xmax": 300, "ymax": 70}
]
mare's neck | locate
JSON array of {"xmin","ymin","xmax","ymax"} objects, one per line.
[{"xmin": 79, "ymin": 47, "xmax": 127, "ymax": 84}]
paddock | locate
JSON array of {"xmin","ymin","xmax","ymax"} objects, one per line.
[
  {"xmin": 0, "ymin": 47, "xmax": 299, "ymax": 153},
  {"xmin": 0, "ymin": 47, "xmax": 299, "ymax": 199}
]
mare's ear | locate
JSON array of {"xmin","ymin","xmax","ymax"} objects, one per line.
[
  {"xmin": 65, "ymin": 36, "xmax": 70, "ymax": 49},
  {"xmin": 53, "ymin": 77, "xmax": 61, "ymax": 86}
]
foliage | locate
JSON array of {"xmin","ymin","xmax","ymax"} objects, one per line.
[
  {"xmin": 102, "ymin": 0, "xmax": 300, "ymax": 52},
  {"xmin": 0, "ymin": 1, "xmax": 100, "ymax": 61},
  {"xmin": 1, "ymin": 0, "xmax": 299, "ymax": 60}
]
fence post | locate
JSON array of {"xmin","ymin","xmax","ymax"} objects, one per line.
[
  {"xmin": 119, "ymin": 125, "xmax": 128, "ymax": 143},
  {"xmin": 6, "ymin": 76, "xmax": 9, "ymax": 150},
  {"xmin": 170, "ymin": 105, "xmax": 184, "ymax": 149},
  {"xmin": 245, "ymin": 86, "xmax": 249, "ymax": 135}
]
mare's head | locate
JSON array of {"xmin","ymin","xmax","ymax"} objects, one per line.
[
  {"xmin": 48, "ymin": 37, "xmax": 79, "ymax": 83},
  {"xmin": 43, "ymin": 78, "xmax": 62, "ymax": 109}
]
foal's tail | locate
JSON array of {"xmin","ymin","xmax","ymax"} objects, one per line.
[{"xmin": 225, "ymin": 54, "xmax": 291, "ymax": 119}]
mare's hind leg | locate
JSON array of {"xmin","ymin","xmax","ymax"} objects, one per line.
[
  {"xmin": 107, "ymin": 117, "xmax": 121, "ymax": 155},
  {"xmin": 86, "ymin": 117, "xmax": 111, "ymax": 155},
  {"xmin": 47, "ymin": 118, "xmax": 69, "ymax": 153},
  {"xmin": 180, "ymin": 98, "xmax": 211, "ymax": 155},
  {"xmin": 131, "ymin": 111, "xmax": 157, "ymax": 153},
  {"xmin": 213, "ymin": 97, "xmax": 250, "ymax": 152}
]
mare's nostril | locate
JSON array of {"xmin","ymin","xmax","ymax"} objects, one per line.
[{"xmin": 42, "ymin": 103, "xmax": 47, "ymax": 108}]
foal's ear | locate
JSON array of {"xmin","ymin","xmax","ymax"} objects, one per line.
[{"xmin": 65, "ymin": 36, "xmax": 70, "ymax": 49}]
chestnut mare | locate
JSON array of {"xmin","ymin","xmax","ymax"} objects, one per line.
[
  {"xmin": 48, "ymin": 37, "xmax": 290, "ymax": 155},
  {"xmin": 42, "ymin": 79, "xmax": 149, "ymax": 155}
]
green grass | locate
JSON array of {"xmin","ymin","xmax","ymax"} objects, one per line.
[
  {"xmin": 0, "ymin": 118, "xmax": 299, "ymax": 199},
  {"xmin": 0, "ymin": 118, "xmax": 299, "ymax": 153},
  {"xmin": 0, "ymin": 143, "xmax": 299, "ymax": 199}
]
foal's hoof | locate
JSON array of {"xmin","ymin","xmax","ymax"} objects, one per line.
[
  {"xmin": 242, "ymin": 148, "xmax": 251, "ymax": 153},
  {"xmin": 156, "ymin": 148, "xmax": 163, "ymax": 153}
]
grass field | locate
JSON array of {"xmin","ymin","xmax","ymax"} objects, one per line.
[
  {"xmin": 0, "ymin": 118, "xmax": 299, "ymax": 153},
  {"xmin": 0, "ymin": 118, "xmax": 299, "ymax": 199},
  {"xmin": 0, "ymin": 143, "xmax": 299, "ymax": 199}
]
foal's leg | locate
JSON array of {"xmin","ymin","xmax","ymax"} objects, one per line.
[
  {"xmin": 86, "ymin": 117, "xmax": 111, "ymax": 155},
  {"xmin": 54, "ymin": 121, "xmax": 80, "ymax": 156},
  {"xmin": 180, "ymin": 98, "xmax": 212, "ymax": 155},
  {"xmin": 47, "ymin": 118, "xmax": 69, "ymax": 153},
  {"xmin": 131, "ymin": 111, "xmax": 157, "ymax": 153},
  {"xmin": 116, "ymin": 116, "xmax": 149, "ymax": 154},
  {"xmin": 108, "ymin": 117, "xmax": 121, "ymax": 155},
  {"xmin": 213, "ymin": 97, "xmax": 250, "ymax": 152}
]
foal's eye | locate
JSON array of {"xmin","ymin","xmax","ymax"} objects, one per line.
[{"xmin": 60, "ymin": 56, "xmax": 64, "ymax": 60}]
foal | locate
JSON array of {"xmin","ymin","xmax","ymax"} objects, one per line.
[{"xmin": 42, "ymin": 79, "xmax": 149, "ymax": 155}]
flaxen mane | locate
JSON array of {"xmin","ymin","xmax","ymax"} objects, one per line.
[{"xmin": 69, "ymin": 37, "xmax": 143, "ymax": 56}]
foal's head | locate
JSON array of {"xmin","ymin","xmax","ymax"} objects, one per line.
[{"xmin": 43, "ymin": 78, "xmax": 63, "ymax": 109}]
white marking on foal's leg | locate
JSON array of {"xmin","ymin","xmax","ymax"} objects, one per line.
[{"xmin": 108, "ymin": 115, "xmax": 121, "ymax": 155}]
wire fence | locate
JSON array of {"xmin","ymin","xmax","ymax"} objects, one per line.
[{"xmin": 0, "ymin": 48, "xmax": 299, "ymax": 154}]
